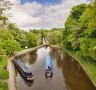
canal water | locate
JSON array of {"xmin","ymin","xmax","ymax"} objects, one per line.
[{"xmin": 15, "ymin": 46, "xmax": 96, "ymax": 90}]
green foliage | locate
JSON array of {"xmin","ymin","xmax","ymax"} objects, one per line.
[
  {"xmin": 62, "ymin": 2, "xmax": 96, "ymax": 61},
  {"xmin": 0, "ymin": 47, "xmax": 7, "ymax": 62},
  {"xmin": 80, "ymin": 3, "xmax": 96, "ymax": 38},
  {"xmin": 71, "ymin": 4, "xmax": 86, "ymax": 20},
  {"xmin": 8, "ymin": 24, "xmax": 27, "ymax": 48},
  {"xmin": 2, "ymin": 39, "xmax": 21, "ymax": 56},
  {"xmin": 0, "ymin": 29, "xmax": 21, "ymax": 56},
  {"xmin": 0, "ymin": 82, "xmax": 8, "ymax": 90},
  {"xmin": 63, "ymin": 4, "xmax": 86, "ymax": 50},
  {"xmin": 26, "ymin": 32, "xmax": 37, "ymax": 48},
  {"xmin": 47, "ymin": 30, "xmax": 63, "ymax": 45},
  {"xmin": 1, "ymin": 30, "xmax": 14, "ymax": 40},
  {"xmin": 8, "ymin": 24, "xmax": 38, "ymax": 48},
  {"xmin": 0, "ymin": 46, "xmax": 8, "ymax": 81},
  {"xmin": 0, "ymin": 69, "xmax": 9, "ymax": 80}
]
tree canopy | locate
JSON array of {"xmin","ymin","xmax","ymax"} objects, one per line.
[{"xmin": 62, "ymin": 2, "xmax": 96, "ymax": 60}]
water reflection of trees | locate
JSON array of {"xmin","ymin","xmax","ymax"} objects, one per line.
[
  {"xmin": 62, "ymin": 54, "xmax": 96, "ymax": 90},
  {"xmin": 51, "ymin": 48, "xmax": 65, "ymax": 69},
  {"xmin": 28, "ymin": 50, "xmax": 37, "ymax": 64},
  {"xmin": 51, "ymin": 47, "xmax": 96, "ymax": 90},
  {"xmin": 18, "ymin": 50, "xmax": 37, "ymax": 65}
]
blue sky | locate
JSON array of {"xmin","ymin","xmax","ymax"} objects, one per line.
[{"xmin": 20, "ymin": 0, "xmax": 62, "ymax": 5}]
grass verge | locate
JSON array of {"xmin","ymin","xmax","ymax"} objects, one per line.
[
  {"xmin": 0, "ymin": 81, "xmax": 8, "ymax": 90},
  {"xmin": 0, "ymin": 58, "xmax": 8, "ymax": 90}
]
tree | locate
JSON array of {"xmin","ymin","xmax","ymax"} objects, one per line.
[
  {"xmin": 62, "ymin": 1, "xmax": 96, "ymax": 60},
  {"xmin": 8, "ymin": 23, "xmax": 28, "ymax": 48},
  {"xmin": 26, "ymin": 32, "xmax": 37, "ymax": 48},
  {"xmin": 2, "ymin": 39, "xmax": 21, "ymax": 56},
  {"xmin": 63, "ymin": 4, "xmax": 86, "ymax": 50},
  {"xmin": 0, "ymin": 0, "xmax": 12, "ymax": 25},
  {"xmin": 0, "ymin": 29, "xmax": 21, "ymax": 56},
  {"xmin": 47, "ymin": 30, "xmax": 63, "ymax": 45}
]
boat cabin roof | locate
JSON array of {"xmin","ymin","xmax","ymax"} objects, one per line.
[
  {"xmin": 46, "ymin": 55, "xmax": 52, "ymax": 67},
  {"xmin": 15, "ymin": 59, "xmax": 31, "ymax": 73}
]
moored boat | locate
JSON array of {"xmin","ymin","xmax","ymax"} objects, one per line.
[{"xmin": 14, "ymin": 57, "xmax": 34, "ymax": 81}]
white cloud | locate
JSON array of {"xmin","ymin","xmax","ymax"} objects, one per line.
[{"xmin": 9, "ymin": 0, "xmax": 89, "ymax": 30}]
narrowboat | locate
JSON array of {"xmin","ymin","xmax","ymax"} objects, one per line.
[
  {"xmin": 45, "ymin": 55, "xmax": 53, "ymax": 77},
  {"xmin": 14, "ymin": 57, "xmax": 34, "ymax": 81}
]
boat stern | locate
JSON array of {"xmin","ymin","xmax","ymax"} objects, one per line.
[
  {"xmin": 27, "ymin": 76, "xmax": 34, "ymax": 81},
  {"xmin": 45, "ymin": 70, "xmax": 52, "ymax": 77}
]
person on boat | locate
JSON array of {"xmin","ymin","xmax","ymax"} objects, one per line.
[
  {"xmin": 46, "ymin": 66, "xmax": 51, "ymax": 73},
  {"xmin": 48, "ymin": 66, "xmax": 50, "ymax": 70}
]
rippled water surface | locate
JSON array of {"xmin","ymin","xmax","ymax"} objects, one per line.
[{"xmin": 15, "ymin": 47, "xmax": 96, "ymax": 90}]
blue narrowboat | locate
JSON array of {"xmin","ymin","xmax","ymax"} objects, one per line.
[
  {"xmin": 45, "ymin": 55, "xmax": 53, "ymax": 77},
  {"xmin": 14, "ymin": 57, "xmax": 34, "ymax": 81}
]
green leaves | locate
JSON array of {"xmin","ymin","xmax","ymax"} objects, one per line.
[
  {"xmin": 0, "ymin": 29, "xmax": 21, "ymax": 56},
  {"xmin": 26, "ymin": 32, "xmax": 37, "ymax": 48},
  {"xmin": 71, "ymin": 4, "xmax": 86, "ymax": 20},
  {"xmin": 2, "ymin": 39, "xmax": 21, "ymax": 56},
  {"xmin": 63, "ymin": 1, "xmax": 96, "ymax": 60},
  {"xmin": 8, "ymin": 23, "xmax": 38, "ymax": 48},
  {"xmin": 47, "ymin": 30, "xmax": 63, "ymax": 45}
]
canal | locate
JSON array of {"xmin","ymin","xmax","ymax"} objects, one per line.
[{"xmin": 14, "ymin": 46, "xmax": 96, "ymax": 90}]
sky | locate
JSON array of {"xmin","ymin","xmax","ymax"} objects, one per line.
[
  {"xmin": 9, "ymin": 0, "xmax": 90, "ymax": 30},
  {"xmin": 20, "ymin": 0, "xmax": 62, "ymax": 5}
]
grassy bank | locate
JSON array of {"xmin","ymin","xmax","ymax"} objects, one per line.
[
  {"xmin": 63, "ymin": 48, "xmax": 96, "ymax": 86},
  {"xmin": 0, "ymin": 59, "xmax": 9, "ymax": 90},
  {"xmin": 0, "ymin": 82, "xmax": 8, "ymax": 90}
]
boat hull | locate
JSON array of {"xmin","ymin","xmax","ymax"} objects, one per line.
[
  {"xmin": 14, "ymin": 59, "xmax": 34, "ymax": 81},
  {"xmin": 45, "ymin": 55, "xmax": 53, "ymax": 77}
]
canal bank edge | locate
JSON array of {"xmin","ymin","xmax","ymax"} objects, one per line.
[
  {"xmin": 8, "ymin": 57, "xmax": 18, "ymax": 90},
  {"xmin": 7, "ymin": 45, "xmax": 45, "ymax": 90},
  {"xmin": 50, "ymin": 45, "xmax": 96, "ymax": 88}
]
